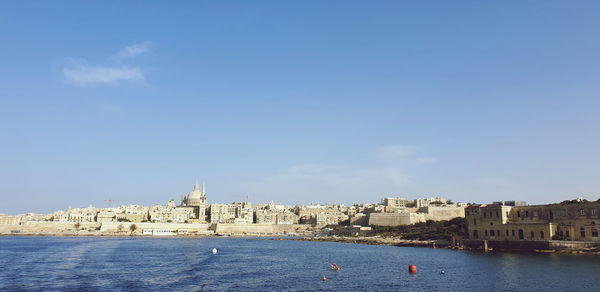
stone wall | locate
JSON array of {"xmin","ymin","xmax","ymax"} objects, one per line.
[
  {"xmin": 214, "ymin": 223, "xmax": 310, "ymax": 235},
  {"xmin": 369, "ymin": 206, "xmax": 465, "ymax": 227},
  {"xmin": 1, "ymin": 221, "xmax": 102, "ymax": 235},
  {"xmin": 100, "ymin": 222, "xmax": 210, "ymax": 234},
  {"xmin": 425, "ymin": 206, "xmax": 465, "ymax": 220},
  {"xmin": 368, "ymin": 213, "xmax": 426, "ymax": 226},
  {"xmin": 463, "ymin": 239, "xmax": 600, "ymax": 251}
]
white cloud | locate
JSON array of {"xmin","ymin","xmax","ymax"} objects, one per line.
[
  {"xmin": 374, "ymin": 145, "xmax": 419, "ymax": 159},
  {"xmin": 62, "ymin": 42, "xmax": 151, "ymax": 87},
  {"xmin": 63, "ymin": 60, "xmax": 143, "ymax": 86},
  {"xmin": 240, "ymin": 163, "xmax": 411, "ymax": 204},
  {"xmin": 113, "ymin": 41, "xmax": 151, "ymax": 61},
  {"xmin": 238, "ymin": 145, "xmax": 439, "ymax": 204}
]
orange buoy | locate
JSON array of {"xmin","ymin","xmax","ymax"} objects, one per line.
[
  {"xmin": 408, "ymin": 265, "xmax": 417, "ymax": 273},
  {"xmin": 322, "ymin": 275, "xmax": 327, "ymax": 282}
]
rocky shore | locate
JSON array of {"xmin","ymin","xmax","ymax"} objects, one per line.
[
  {"xmin": 279, "ymin": 235, "xmax": 446, "ymax": 248},
  {"xmin": 278, "ymin": 236, "xmax": 600, "ymax": 256}
]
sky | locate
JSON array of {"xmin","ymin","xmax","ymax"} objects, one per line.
[{"xmin": 1, "ymin": 1, "xmax": 600, "ymax": 214}]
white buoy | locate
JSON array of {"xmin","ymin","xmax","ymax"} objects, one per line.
[{"xmin": 212, "ymin": 248, "xmax": 218, "ymax": 255}]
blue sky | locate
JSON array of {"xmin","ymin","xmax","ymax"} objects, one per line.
[{"xmin": 1, "ymin": 1, "xmax": 599, "ymax": 214}]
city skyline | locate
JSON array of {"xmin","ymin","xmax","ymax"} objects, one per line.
[{"xmin": 2, "ymin": 1, "xmax": 600, "ymax": 214}]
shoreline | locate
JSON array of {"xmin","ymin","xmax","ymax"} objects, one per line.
[{"xmin": 277, "ymin": 236, "xmax": 600, "ymax": 256}]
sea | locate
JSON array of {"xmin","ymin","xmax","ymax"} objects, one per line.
[{"xmin": 0, "ymin": 236, "xmax": 598, "ymax": 291}]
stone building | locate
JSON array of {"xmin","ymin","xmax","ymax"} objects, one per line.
[
  {"xmin": 209, "ymin": 203, "xmax": 242, "ymax": 223},
  {"xmin": 383, "ymin": 197, "xmax": 413, "ymax": 209},
  {"xmin": 465, "ymin": 201, "xmax": 600, "ymax": 241},
  {"xmin": 181, "ymin": 182, "xmax": 207, "ymax": 222}
]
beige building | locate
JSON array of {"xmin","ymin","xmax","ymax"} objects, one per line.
[
  {"xmin": 383, "ymin": 197, "xmax": 413, "ymax": 208},
  {"xmin": 210, "ymin": 203, "xmax": 242, "ymax": 223},
  {"xmin": 181, "ymin": 182, "xmax": 207, "ymax": 222},
  {"xmin": 0, "ymin": 214, "xmax": 21, "ymax": 225},
  {"xmin": 465, "ymin": 201, "xmax": 600, "ymax": 241}
]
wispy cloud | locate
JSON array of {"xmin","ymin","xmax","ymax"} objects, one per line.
[
  {"xmin": 63, "ymin": 60, "xmax": 143, "ymax": 86},
  {"xmin": 239, "ymin": 144, "xmax": 438, "ymax": 204},
  {"xmin": 113, "ymin": 41, "xmax": 151, "ymax": 61},
  {"xmin": 241, "ymin": 164, "xmax": 411, "ymax": 204},
  {"xmin": 374, "ymin": 145, "xmax": 419, "ymax": 160},
  {"xmin": 374, "ymin": 144, "xmax": 437, "ymax": 165},
  {"xmin": 62, "ymin": 42, "xmax": 150, "ymax": 87}
]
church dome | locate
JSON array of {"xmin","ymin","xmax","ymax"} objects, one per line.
[{"xmin": 187, "ymin": 182, "xmax": 206, "ymax": 206}]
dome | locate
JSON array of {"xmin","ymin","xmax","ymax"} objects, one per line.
[{"xmin": 187, "ymin": 183, "xmax": 206, "ymax": 206}]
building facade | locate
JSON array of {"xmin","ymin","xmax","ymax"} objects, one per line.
[{"xmin": 466, "ymin": 201, "xmax": 600, "ymax": 241}]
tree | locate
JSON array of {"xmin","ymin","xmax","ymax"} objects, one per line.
[{"xmin": 129, "ymin": 224, "xmax": 138, "ymax": 235}]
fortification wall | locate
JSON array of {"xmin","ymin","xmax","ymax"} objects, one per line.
[
  {"xmin": 214, "ymin": 223, "xmax": 309, "ymax": 235},
  {"xmin": 1, "ymin": 221, "xmax": 102, "ymax": 235},
  {"xmin": 368, "ymin": 213, "xmax": 426, "ymax": 226},
  {"xmin": 100, "ymin": 222, "xmax": 209, "ymax": 233},
  {"xmin": 425, "ymin": 206, "xmax": 465, "ymax": 220}
]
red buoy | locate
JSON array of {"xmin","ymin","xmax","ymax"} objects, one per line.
[{"xmin": 408, "ymin": 265, "xmax": 417, "ymax": 273}]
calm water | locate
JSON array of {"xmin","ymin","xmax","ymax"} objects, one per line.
[{"xmin": 0, "ymin": 237, "xmax": 599, "ymax": 291}]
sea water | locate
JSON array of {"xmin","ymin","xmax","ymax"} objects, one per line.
[{"xmin": 1, "ymin": 236, "xmax": 598, "ymax": 291}]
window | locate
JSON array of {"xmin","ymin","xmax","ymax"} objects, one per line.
[
  {"xmin": 580, "ymin": 209, "xmax": 585, "ymax": 216},
  {"xmin": 581, "ymin": 228, "xmax": 585, "ymax": 238},
  {"xmin": 485, "ymin": 230, "xmax": 488, "ymax": 236},
  {"xmin": 497, "ymin": 230, "xmax": 500, "ymax": 237},
  {"xmin": 530, "ymin": 231, "xmax": 534, "ymax": 239},
  {"xmin": 526, "ymin": 211, "xmax": 529, "ymax": 217},
  {"xmin": 490, "ymin": 230, "xmax": 495, "ymax": 236},
  {"xmin": 506, "ymin": 230, "xmax": 509, "ymax": 236},
  {"xmin": 533, "ymin": 211, "xmax": 538, "ymax": 217},
  {"xmin": 466, "ymin": 211, "xmax": 470, "ymax": 216},
  {"xmin": 517, "ymin": 211, "xmax": 521, "ymax": 218},
  {"xmin": 490, "ymin": 222, "xmax": 494, "ymax": 226},
  {"xmin": 592, "ymin": 229, "xmax": 598, "ymax": 237},
  {"xmin": 496, "ymin": 211, "xmax": 499, "ymax": 218},
  {"xmin": 566, "ymin": 230, "xmax": 570, "ymax": 238},
  {"xmin": 512, "ymin": 230, "xmax": 515, "ymax": 236},
  {"xmin": 554, "ymin": 210, "xmax": 560, "ymax": 218},
  {"xmin": 483, "ymin": 212, "xmax": 487, "ymax": 218},
  {"xmin": 506, "ymin": 211, "xmax": 509, "ymax": 217},
  {"xmin": 473, "ymin": 219, "xmax": 477, "ymax": 225},
  {"xmin": 592, "ymin": 209, "xmax": 596, "ymax": 216},
  {"xmin": 540, "ymin": 231, "xmax": 544, "ymax": 239},
  {"xmin": 473, "ymin": 230, "xmax": 479, "ymax": 238}
]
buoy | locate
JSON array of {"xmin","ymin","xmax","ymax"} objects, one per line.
[
  {"xmin": 331, "ymin": 263, "xmax": 340, "ymax": 271},
  {"xmin": 322, "ymin": 275, "xmax": 327, "ymax": 282},
  {"xmin": 408, "ymin": 265, "xmax": 417, "ymax": 273},
  {"xmin": 440, "ymin": 270, "xmax": 445, "ymax": 275},
  {"xmin": 212, "ymin": 248, "xmax": 218, "ymax": 255}
]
